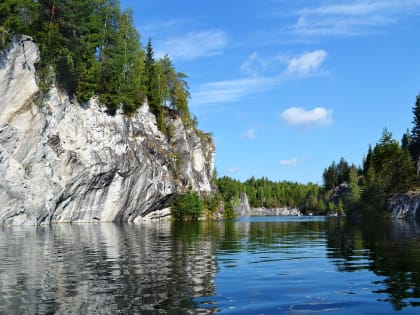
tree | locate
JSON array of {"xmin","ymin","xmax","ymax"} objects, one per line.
[
  {"xmin": 0, "ymin": 0, "xmax": 38, "ymax": 47},
  {"xmin": 409, "ymin": 94, "xmax": 420, "ymax": 162},
  {"xmin": 361, "ymin": 166, "xmax": 385, "ymax": 214},
  {"xmin": 369, "ymin": 128, "xmax": 414, "ymax": 194},
  {"xmin": 401, "ymin": 128, "xmax": 411, "ymax": 151},
  {"xmin": 144, "ymin": 38, "xmax": 164, "ymax": 130}
]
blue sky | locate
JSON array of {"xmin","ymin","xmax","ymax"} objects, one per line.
[{"xmin": 121, "ymin": 0, "xmax": 420, "ymax": 184}]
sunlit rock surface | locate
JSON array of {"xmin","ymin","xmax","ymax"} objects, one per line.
[{"xmin": 0, "ymin": 36, "xmax": 215, "ymax": 225}]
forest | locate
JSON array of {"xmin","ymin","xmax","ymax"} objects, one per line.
[{"xmin": 0, "ymin": 0, "xmax": 193, "ymax": 132}]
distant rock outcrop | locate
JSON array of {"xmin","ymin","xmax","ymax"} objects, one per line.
[
  {"xmin": 249, "ymin": 207, "xmax": 302, "ymax": 216},
  {"xmin": 232, "ymin": 193, "xmax": 302, "ymax": 216},
  {"xmin": 388, "ymin": 192, "xmax": 420, "ymax": 220},
  {"xmin": 233, "ymin": 193, "xmax": 251, "ymax": 216},
  {"xmin": 0, "ymin": 36, "xmax": 215, "ymax": 225}
]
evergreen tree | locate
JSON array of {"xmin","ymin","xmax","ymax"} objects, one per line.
[
  {"xmin": 361, "ymin": 166, "xmax": 385, "ymax": 214},
  {"xmin": 409, "ymin": 94, "xmax": 420, "ymax": 163},
  {"xmin": 144, "ymin": 38, "xmax": 164, "ymax": 130},
  {"xmin": 402, "ymin": 128, "xmax": 411, "ymax": 151},
  {"xmin": 0, "ymin": 0, "xmax": 38, "ymax": 47}
]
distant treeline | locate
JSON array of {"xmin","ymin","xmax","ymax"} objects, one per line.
[
  {"xmin": 217, "ymin": 177, "xmax": 327, "ymax": 214},
  {"xmin": 217, "ymin": 94, "xmax": 420, "ymax": 217},
  {"xmin": 0, "ymin": 0, "xmax": 193, "ymax": 131}
]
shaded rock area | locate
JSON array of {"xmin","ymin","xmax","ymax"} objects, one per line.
[
  {"xmin": 388, "ymin": 192, "xmax": 420, "ymax": 221},
  {"xmin": 0, "ymin": 36, "xmax": 215, "ymax": 225}
]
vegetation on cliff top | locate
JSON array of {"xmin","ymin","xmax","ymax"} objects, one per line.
[{"xmin": 0, "ymin": 0, "xmax": 194, "ymax": 132}]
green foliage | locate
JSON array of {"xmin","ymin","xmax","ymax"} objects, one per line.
[
  {"xmin": 409, "ymin": 95, "xmax": 420, "ymax": 162},
  {"xmin": 0, "ymin": 0, "xmax": 37, "ymax": 48},
  {"xmin": 217, "ymin": 176, "xmax": 325, "ymax": 214},
  {"xmin": 222, "ymin": 202, "xmax": 236, "ymax": 219},
  {"xmin": 1, "ymin": 0, "xmax": 196, "ymax": 130},
  {"xmin": 323, "ymin": 158, "xmax": 360, "ymax": 191},
  {"xmin": 202, "ymin": 193, "xmax": 222, "ymax": 216},
  {"xmin": 325, "ymin": 124, "xmax": 417, "ymax": 217},
  {"xmin": 144, "ymin": 38, "xmax": 164, "ymax": 129},
  {"xmin": 171, "ymin": 191, "xmax": 203, "ymax": 221}
]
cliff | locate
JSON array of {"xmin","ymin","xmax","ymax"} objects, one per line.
[
  {"xmin": 0, "ymin": 36, "xmax": 215, "ymax": 225},
  {"xmin": 388, "ymin": 192, "xmax": 420, "ymax": 220},
  {"xmin": 232, "ymin": 193, "xmax": 302, "ymax": 216}
]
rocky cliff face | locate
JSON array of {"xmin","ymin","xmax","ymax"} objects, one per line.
[
  {"xmin": 232, "ymin": 193, "xmax": 302, "ymax": 216},
  {"xmin": 0, "ymin": 36, "xmax": 215, "ymax": 225},
  {"xmin": 232, "ymin": 193, "xmax": 251, "ymax": 217},
  {"xmin": 388, "ymin": 193, "xmax": 420, "ymax": 220}
]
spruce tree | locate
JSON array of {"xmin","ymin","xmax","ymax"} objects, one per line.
[
  {"xmin": 409, "ymin": 95, "xmax": 420, "ymax": 163},
  {"xmin": 144, "ymin": 38, "xmax": 164, "ymax": 130}
]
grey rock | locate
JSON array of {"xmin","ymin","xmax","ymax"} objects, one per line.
[
  {"xmin": 0, "ymin": 36, "xmax": 215, "ymax": 225},
  {"xmin": 388, "ymin": 192, "xmax": 420, "ymax": 220},
  {"xmin": 249, "ymin": 207, "xmax": 302, "ymax": 216},
  {"xmin": 233, "ymin": 193, "xmax": 251, "ymax": 216}
]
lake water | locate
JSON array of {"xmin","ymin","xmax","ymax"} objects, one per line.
[{"xmin": 1, "ymin": 216, "xmax": 420, "ymax": 314}]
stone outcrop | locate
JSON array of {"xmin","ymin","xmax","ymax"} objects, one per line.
[
  {"xmin": 232, "ymin": 192, "xmax": 302, "ymax": 216},
  {"xmin": 0, "ymin": 36, "xmax": 215, "ymax": 225},
  {"xmin": 388, "ymin": 192, "xmax": 420, "ymax": 220},
  {"xmin": 233, "ymin": 193, "xmax": 251, "ymax": 216},
  {"xmin": 249, "ymin": 207, "xmax": 302, "ymax": 216}
]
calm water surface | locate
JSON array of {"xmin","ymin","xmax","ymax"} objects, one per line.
[{"xmin": 1, "ymin": 216, "xmax": 420, "ymax": 314}]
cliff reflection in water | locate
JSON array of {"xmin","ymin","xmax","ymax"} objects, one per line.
[
  {"xmin": 1, "ymin": 218, "xmax": 420, "ymax": 313},
  {"xmin": 0, "ymin": 223, "xmax": 217, "ymax": 314}
]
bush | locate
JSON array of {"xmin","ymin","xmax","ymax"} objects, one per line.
[
  {"xmin": 171, "ymin": 191, "xmax": 203, "ymax": 220},
  {"xmin": 223, "ymin": 202, "xmax": 236, "ymax": 219}
]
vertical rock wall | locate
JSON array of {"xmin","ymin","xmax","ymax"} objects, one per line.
[{"xmin": 0, "ymin": 36, "xmax": 215, "ymax": 225}]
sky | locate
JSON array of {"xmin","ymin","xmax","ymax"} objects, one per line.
[{"xmin": 121, "ymin": 0, "xmax": 420, "ymax": 184}]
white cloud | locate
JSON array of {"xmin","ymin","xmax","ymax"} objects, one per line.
[
  {"xmin": 287, "ymin": 50, "xmax": 327, "ymax": 76},
  {"xmin": 280, "ymin": 158, "xmax": 299, "ymax": 166},
  {"xmin": 192, "ymin": 77, "xmax": 275, "ymax": 105},
  {"xmin": 291, "ymin": 0, "xmax": 420, "ymax": 37},
  {"xmin": 243, "ymin": 128, "xmax": 257, "ymax": 139},
  {"xmin": 240, "ymin": 52, "xmax": 269, "ymax": 77},
  {"xmin": 156, "ymin": 30, "xmax": 227, "ymax": 60},
  {"xmin": 281, "ymin": 107, "xmax": 333, "ymax": 127},
  {"xmin": 227, "ymin": 167, "xmax": 240, "ymax": 173},
  {"xmin": 192, "ymin": 49, "xmax": 328, "ymax": 106}
]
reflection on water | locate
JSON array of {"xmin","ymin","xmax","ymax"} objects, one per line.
[
  {"xmin": 0, "ymin": 217, "xmax": 420, "ymax": 314},
  {"xmin": 0, "ymin": 223, "xmax": 217, "ymax": 314},
  {"xmin": 326, "ymin": 218, "xmax": 420, "ymax": 311}
]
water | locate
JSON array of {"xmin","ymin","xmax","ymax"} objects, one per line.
[{"xmin": 1, "ymin": 217, "xmax": 420, "ymax": 314}]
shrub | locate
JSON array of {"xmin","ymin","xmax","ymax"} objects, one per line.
[{"xmin": 171, "ymin": 191, "xmax": 203, "ymax": 220}]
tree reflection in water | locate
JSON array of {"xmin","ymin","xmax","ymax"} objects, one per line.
[{"xmin": 326, "ymin": 218, "xmax": 420, "ymax": 310}]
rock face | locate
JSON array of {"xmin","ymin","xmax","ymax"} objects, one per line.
[
  {"xmin": 249, "ymin": 207, "xmax": 302, "ymax": 216},
  {"xmin": 232, "ymin": 193, "xmax": 302, "ymax": 216},
  {"xmin": 233, "ymin": 193, "xmax": 251, "ymax": 216},
  {"xmin": 388, "ymin": 193, "xmax": 420, "ymax": 220},
  {"xmin": 0, "ymin": 36, "xmax": 215, "ymax": 225}
]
